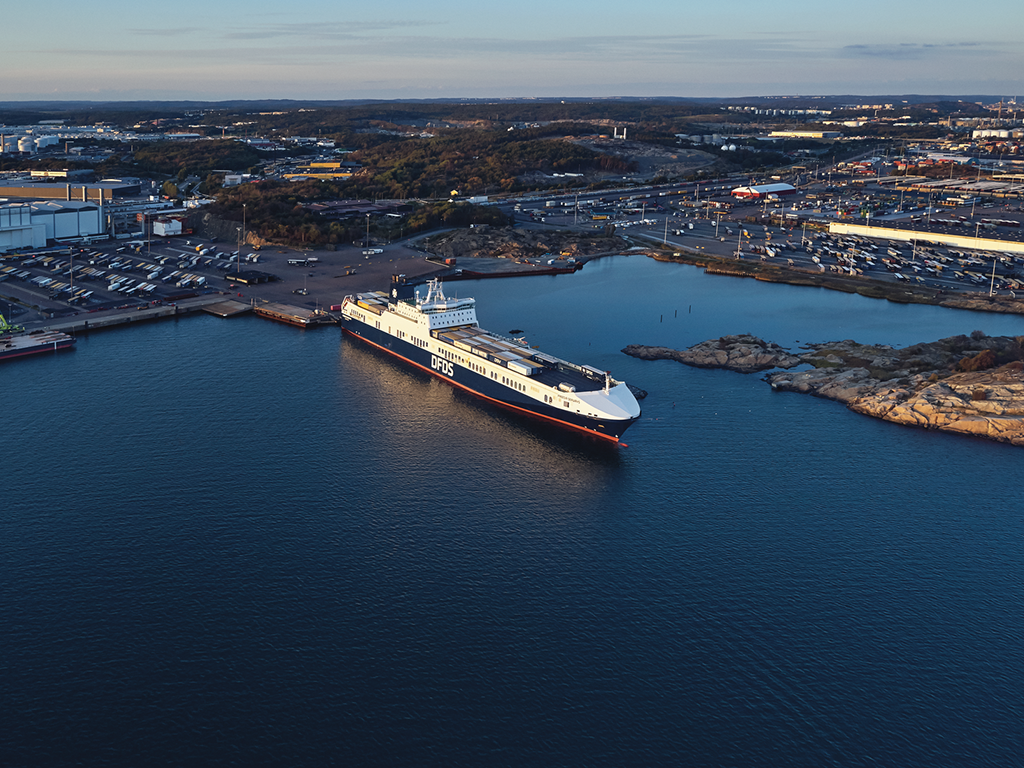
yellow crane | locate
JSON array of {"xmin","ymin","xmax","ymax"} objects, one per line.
[{"xmin": 0, "ymin": 312, "xmax": 26, "ymax": 335}]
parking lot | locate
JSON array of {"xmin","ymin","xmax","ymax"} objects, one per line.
[{"xmin": 0, "ymin": 234, "xmax": 447, "ymax": 328}]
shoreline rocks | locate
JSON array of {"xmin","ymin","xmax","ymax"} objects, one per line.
[
  {"xmin": 622, "ymin": 334, "xmax": 802, "ymax": 373},
  {"xmin": 625, "ymin": 334, "xmax": 1024, "ymax": 446}
]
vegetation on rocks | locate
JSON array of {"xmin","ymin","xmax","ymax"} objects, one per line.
[{"xmin": 422, "ymin": 227, "xmax": 624, "ymax": 261}]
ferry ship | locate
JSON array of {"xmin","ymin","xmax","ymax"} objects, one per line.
[{"xmin": 340, "ymin": 276, "xmax": 641, "ymax": 441}]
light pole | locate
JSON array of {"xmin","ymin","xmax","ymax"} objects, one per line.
[{"xmin": 241, "ymin": 203, "xmax": 246, "ymax": 258}]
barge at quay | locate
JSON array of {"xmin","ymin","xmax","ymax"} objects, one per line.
[
  {"xmin": 340, "ymin": 276, "xmax": 641, "ymax": 441},
  {"xmin": 1, "ymin": 330, "xmax": 76, "ymax": 362},
  {"xmin": 252, "ymin": 302, "xmax": 336, "ymax": 328}
]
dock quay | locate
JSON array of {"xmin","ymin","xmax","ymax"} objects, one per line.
[
  {"xmin": 202, "ymin": 300, "xmax": 252, "ymax": 318},
  {"xmin": 26, "ymin": 295, "xmax": 234, "ymax": 334},
  {"xmin": 425, "ymin": 256, "xmax": 585, "ymax": 281},
  {"xmin": 251, "ymin": 301, "xmax": 337, "ymax": 328}
]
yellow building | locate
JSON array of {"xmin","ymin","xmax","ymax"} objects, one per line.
[{"xmin": 284, "ymin": 161, "xmax": 355, "ymax": 181}]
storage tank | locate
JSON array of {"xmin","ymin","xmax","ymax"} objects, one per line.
[{"xmin": 18, "ymin": 137, "xmax": 36, "ymax": 153}]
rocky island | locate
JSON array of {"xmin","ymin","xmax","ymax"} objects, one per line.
[
  {"xmin": 624, "ymin": 333, "xmax": 1024, "ymax": 446},
  {"xmin": 623, "ymin": 334, "xmax": 802, "ymax": 373}
]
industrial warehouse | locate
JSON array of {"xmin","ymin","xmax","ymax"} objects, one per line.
[
  {"xmin": 0, "ymin": 200, "xmax": 105, "ymax": 252},
  {"xmin": 730, "ymin": 182, "xmax": 798, "ymax": 200}
]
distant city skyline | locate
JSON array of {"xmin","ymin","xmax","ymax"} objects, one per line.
[{"xmin": 3, "ymin": 0, "xmax": 1022, "ymax": 102}]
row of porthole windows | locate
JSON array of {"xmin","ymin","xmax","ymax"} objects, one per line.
[
  {"xmin": 439, "ymin": 347, "xmax": 465, "ymax": 366},
  {"xmin": 501, "ymin": 376, "xmax": 525, "ymax": 392}
]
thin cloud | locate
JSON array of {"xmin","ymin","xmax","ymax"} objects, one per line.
[
  {"xmin": 842, "ymin": 42, "xmax": 992, "ymax": 59},
  {"xmin": 324, "ymin": 33, "xmax": 792, "ymax": 63},
  {"xmin": 220, "ymin": 20, "xmax": 435, "ymax": 41},
  {"xmin": 129, "ymin": 27, "xmax": 203, "ymax": 37}
]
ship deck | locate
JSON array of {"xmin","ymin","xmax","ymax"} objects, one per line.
[
  {"xmin": 1, "ymin": 330, "xmax": 75, "ymax": 359},
  {"xmin": 253, "ymin": 302, "xmax": 336, "ymax": 327},
  {"xmin": 434, "ymin": 326, "xmax": 607, "ymax": 394},
  {"xmin": 347, "ymin": 292, "xmax": 611, "ymax": 394}
]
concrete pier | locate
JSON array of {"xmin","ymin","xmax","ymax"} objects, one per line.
[{"xmin": 31, "ymin": 295, "xmax": 230, "ymax": 334}]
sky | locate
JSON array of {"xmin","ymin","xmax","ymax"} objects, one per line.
[{"xmin": 2, "ymin": 0, "xmax": 1023, "ymax": 102}]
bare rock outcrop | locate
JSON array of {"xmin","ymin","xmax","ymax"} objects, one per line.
[
  {"xmin": 622, "ymin": 334, "xmax": 802, "ymax": 373},
  {"xmin": 853, "ymin": 369, "xmax": 1024, "ymax": 444},
  {"xmin": 769, "ymin": 363, "xmax": 1024, "ymax": 445},
  {"xmin": 627, "ymin": 332, "xmax": 1024, "ymax": 446}
]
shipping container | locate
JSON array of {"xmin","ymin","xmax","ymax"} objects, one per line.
[{"xmin": 508, "ymin": 360, "xmax": 540, "ymax": 376}]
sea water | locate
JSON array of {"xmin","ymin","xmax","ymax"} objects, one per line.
[{"xmin": 3, "ymin": 256, "xmax": 1023, "ymax": 767}]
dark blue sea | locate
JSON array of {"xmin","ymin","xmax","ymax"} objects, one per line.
[{"xmin": 4, "ymin": 256, "xmax": 1023, "ymax": 767}]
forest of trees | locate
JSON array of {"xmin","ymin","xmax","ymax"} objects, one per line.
[
  {"xmin": 345, "ymin": 125, "xmax": 634, "ymax": 200},
  {"xmin": 198, "ymin": 101, "xmax": 716, "ymax": 139},
  {"xmin": 133, "ymin": 139, "xmax": 272, "ymax": 177},
  {"xmin": 209, "ymin": 181, "xmax": 510, "ymax": 247}
]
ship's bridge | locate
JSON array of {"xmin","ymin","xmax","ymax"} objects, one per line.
[
  {"xmin": 423, "ymin": 301, "xmax": 478, "ymax": 328},
  {"xmin": 415, "ymin": 279, "xmax": 478, "ymax": 328},
  {"xmin": 419, "ymin": 296, "xmax": 475, "ymax": 313}
]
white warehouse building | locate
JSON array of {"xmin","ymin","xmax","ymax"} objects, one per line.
[
  {"xmin": 0, "ymin": 200, "xmax": 106, "ymax": 252},
  {"xmin": 0, "ymin": 204, "xmax": 43, "ymax": 252}
]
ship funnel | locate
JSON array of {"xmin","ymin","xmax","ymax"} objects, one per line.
[{"xmin": 390, "ymin": 274, "xmax": 415, "ymax": 302}]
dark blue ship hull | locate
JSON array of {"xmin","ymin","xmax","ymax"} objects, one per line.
[{"xmin": 341, "ymin": 315, "xmax": 637, "ymax": 441}]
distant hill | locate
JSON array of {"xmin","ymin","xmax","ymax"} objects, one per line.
[{"xmin": 0, "ymin": 94, "xmax": 1006, "ymax": 113}]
